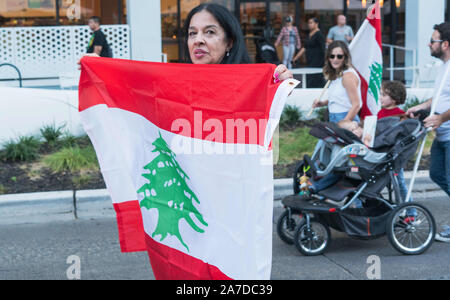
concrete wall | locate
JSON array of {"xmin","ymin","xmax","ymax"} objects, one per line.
[
  {"xmin": 0, "ymin": 87, "xmax": 434, "ymax": 148},
  {"xmin": 0, "ymin": 87, "xmax": 82, "ymax": 146},
  {"xmin": 127, "ymin": 0, "xmax": 162, "ymax": 62}
]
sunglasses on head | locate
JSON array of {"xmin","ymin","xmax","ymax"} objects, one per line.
[{"xmin": 330, "ymin": 54, "xmax": 344, "ymax": 60}]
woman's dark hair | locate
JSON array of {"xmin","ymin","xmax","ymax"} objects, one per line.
[
  {"xmin": 434, "ymin": 22, "xmax": 450, "ymax": 43},
  {"xmin": 323, "ymin": 41, "xmax": 353, "ymax": 81},
  {"xmin": 309, "ymin": 17, "xmax": 320, "ymax": 25},
  {"xmin": 382, "ymin": 81, "xmax": 407, "ymax": 105},
  {"xmin": 182, "ymin": 3, "xmax": 250, "ymax": 64}
]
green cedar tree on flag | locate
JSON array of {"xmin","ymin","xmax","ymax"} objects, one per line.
[
  {"xmin": 78, "ymin": 57, "xmax": 299, "ymax": 280},
  {"xmin": 349, "ymin": 0, "xmax": 383, "ymax": 119}
]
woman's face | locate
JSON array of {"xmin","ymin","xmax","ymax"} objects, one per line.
[
  {"xmin": 308, "ymin": 19, "xmax": 317, "ymax": 31},
  {"xmin": 188, "ymin": 10, "xmax": 232, "ymax": 64},
  {"xmin": 329, "ymin": 47, "xmax": 345, "ymax": 70}
]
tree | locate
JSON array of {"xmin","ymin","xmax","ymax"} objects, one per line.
[{"xmin": 138, "ymin": 133, "xmax": 208, "ymax": 252}]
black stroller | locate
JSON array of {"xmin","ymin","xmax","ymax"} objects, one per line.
[{"xmin": 277, "ymin": 117, "xmax": 436, "ymax": 256}]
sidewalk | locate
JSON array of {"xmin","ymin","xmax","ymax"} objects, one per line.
[{"xmin": 0, "ymin": 171, "xmax": 446, "ymax": 226}]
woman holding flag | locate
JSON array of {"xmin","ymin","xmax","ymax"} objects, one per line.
[{"xmin": 80, "ymin": 3, "xmax": 293, "ymax": 84}]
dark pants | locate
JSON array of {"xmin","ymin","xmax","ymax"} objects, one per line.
[{"xmin": 430, "ymin": 139, "xmax": 450, "ymax": 196}]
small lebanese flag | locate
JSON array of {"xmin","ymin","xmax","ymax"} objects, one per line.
[
  {"xmin": 79, "ymin": 57, "xmax": 299, "ymax": 280},
  {"xmin": 350, "ymin": 0, "xmax": 383, "ymax": 119}
]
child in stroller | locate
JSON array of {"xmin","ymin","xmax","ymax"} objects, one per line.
[{"xmin": 278, "ymin": 116, "xmax": 436, "ymax": 256}]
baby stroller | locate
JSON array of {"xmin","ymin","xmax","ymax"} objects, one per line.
[{"xmin": 277, "ymin": 117, "xmax": 436, "ymax": 256}]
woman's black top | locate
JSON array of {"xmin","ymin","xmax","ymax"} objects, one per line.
[{"xmin": 305, "ymin": 30, "xmax": 325, "ymax": 68}]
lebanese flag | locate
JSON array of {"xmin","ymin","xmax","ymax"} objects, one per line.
[
  {"xmin": 349, "ymin": 0, "xmax": 383, "ymax": 119},
  {"xmin": 78, "ymin": 57, "xmax": 299, "ymax": 280}
]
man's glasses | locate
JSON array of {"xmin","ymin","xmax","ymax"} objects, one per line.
[
  {"xmin": 430, "ymin": 39, "xmax": 444, "ymax": 44},
  {"xmin": 330, "ymin": 54, "xmax": 344, "ymax": 60}
]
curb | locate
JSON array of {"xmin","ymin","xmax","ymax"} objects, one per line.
[
  {"xmin": 0, "ymin": 189, "xmax": 113, "ymax": 225},
  {"xmin": 0, "ymin": 171, "xmax": 444, "ymax": 225}
]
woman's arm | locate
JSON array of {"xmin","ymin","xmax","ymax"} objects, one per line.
[
  {"xmin": 342, "ymin": 72, "xmax": 361, "ymax": 121},
  {"xmin": 293, "ymin": 47, "xmax": 305, "ymax": 62},
  {"xmin": 312, "ymin": 99, "xmax": 329, "ymax": 108},
  {"xmin": 295, "ymin": 27, "xmax": 301, "ymax": 50},
  {"xmin": 275, "ymin": 27, "xmax": 285, "ymax": 47}
]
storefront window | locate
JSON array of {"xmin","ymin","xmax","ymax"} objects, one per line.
[
  {"xmin": 0, "ymin": 0, "xmax": 58, "ymax": 26},
  {"xmin": 0, "ymin": 0, "xmax": 127, "ymax": 27}
]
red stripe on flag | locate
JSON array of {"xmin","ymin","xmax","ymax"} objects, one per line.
[
  {"xmin": 368, "ymin": 18, "xmax": 382, "ymax": 50},
  {"xmin": 355, "ymin": 70, "xmax": 372, "ymax": 119},
  {"xmin": 145, "ymin": 234, "xmax": 233, "ymax": 280},
  {"xmin": 79, "ymin": 58, "xmax": 281, "ymax": 146},
  {"xmin": 367, "ymin": 1, "xmax": 382, "ymax": 50},
  {"xmin": 113, "ymin": 201, "xmax": 146, "ymax": 253}
]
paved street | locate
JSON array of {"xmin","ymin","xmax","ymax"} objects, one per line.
[{"xmin": 0, "ymin": 193, "xmax": 449, "ymax": 280}]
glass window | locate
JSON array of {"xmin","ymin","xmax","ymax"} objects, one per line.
[
  {"xmin": 0, "ymin": 0, "xmax": 127, "ymax": 27},
  {"xmin": 59, "ymin": 0, "xmax": 127, "ymax": 26},
  {"xmin": 0, "ymin": 0, "xmax": 58, "ymax": 26}
]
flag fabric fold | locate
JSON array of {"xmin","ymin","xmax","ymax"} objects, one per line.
[
  {"xmin": 79, "ymin": 57, "xmax": 299, "ymax": 280},
  {"xmin": 349, "ymin": 0, "xmax": 383, "ymax": 119}
]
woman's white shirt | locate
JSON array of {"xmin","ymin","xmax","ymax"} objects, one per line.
[{"xmin": 327, "ymin": 67, "xmax": 362, "ymax": 114}]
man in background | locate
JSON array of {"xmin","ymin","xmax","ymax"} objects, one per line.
[
  {"xmin": 327, "ymin": 15, "xmax": 354, "ymax": 46},
  {"xmin": 87, "ymin": 16, "xmax": 113, "ymax": 58}
]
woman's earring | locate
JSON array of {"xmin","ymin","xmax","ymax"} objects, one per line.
[{"xmin": 226, "ymin": 50, "xmax": 230, "ymax": 57}]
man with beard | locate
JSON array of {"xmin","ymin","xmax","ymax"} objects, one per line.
[{"xmin": 407, "ymin": 22, "xmax": 450, "ymax": 242}]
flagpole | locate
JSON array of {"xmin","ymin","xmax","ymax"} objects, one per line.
[
  {"xmin": 306, "ymin": 2, "xmax": 377, "ymax": 119},
  {"xmin": 405, "ymin": 61, "xmax": 450, "ymax": 203},
  {"xmin": 307, "ymin": 80, "xmax": 330, "ymax": 118}
]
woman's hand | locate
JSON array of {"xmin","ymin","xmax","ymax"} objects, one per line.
[
  {"xmin": 312, "ymin": 99, "xmax": 324, "ymax": 109},
  {"xmin": 273, "ymin": 64, "xmax": 293, "ymax": 83},
  {"xmin": 77, "ymin": 53, "xmax": 100, "ymax": 70}
]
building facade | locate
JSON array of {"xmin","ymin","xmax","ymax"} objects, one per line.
[{"xmin": 0, "ymin": 0, "xmax": 448, "ymax": 87}]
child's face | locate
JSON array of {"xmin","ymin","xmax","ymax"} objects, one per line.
[{"xmin": 380, "ymin": 89, "xmax": 396, "ymax": 109}]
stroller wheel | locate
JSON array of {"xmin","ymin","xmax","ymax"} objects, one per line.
[
  {"xmin": 387, "ymin": 202, "xmax": 436, "ymax": 255},
  {"xmin": 293, "ymin": 161, "xmax": 305, "ymax": 195},
  {"xmin": 277, "ymin": 209, "xmax": 305, "ymax": 245},
  {"xmin": 294, "ymin": 218, "xmax": 331, "ymax": 256}
]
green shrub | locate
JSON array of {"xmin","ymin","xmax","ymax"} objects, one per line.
[
  {"xmin": 59, "ymin": 132, "xmax": 79, "ymax": 148},
  {"xmin": 40, "ymin": 123, "xmax": 66, "ymax": 147},
  {"xmin": 0, "ymin": 184, "xmax": 7, "ymax": 195},
  {"xmin": 44, "ymin": 146, "xmax": 98, "ymax": 173},
  {"xmin": 1, "ymin": 136, "xmax": 41, "ymax": 162},
  {"xmin": 402, "ymin": 96, "xmax": 424, "ymax": 112},
  {"xmin": 315, "ymin": 107, "xmax": 329, "ymax": 122},
  {"xmin": 280, "ymin": 104, "xmax": 303, "ymax": 129}
]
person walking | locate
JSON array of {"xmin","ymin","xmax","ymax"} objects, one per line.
[
  {"xmin": 292, "ymin": 17, "xmax": 326, "ymax": 88},
  {"xmin": 275, "ymin": 16, "xmax": 301, "ymax": 70},
  {"xmin": 326, "ymin": 14, "xmax": 354, "ymax": 46},
  {"xmin": 308, "ymin": 41, "xmax": 362, "ymax": 196},
  {"xmin": 312, "ymin": 40, "xmax": 361, "ymax": 123},
  {"xmin": 406, "ymin": 22, "xmax": 450, "ymax": 242},
  {"xmin": 87, "ymin": 16, "xmax": 113, "ymax": 58}
]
